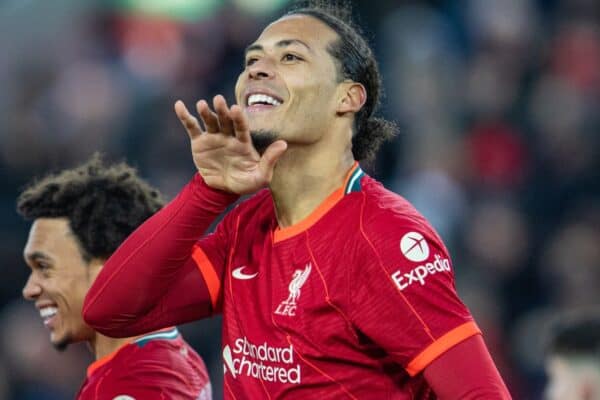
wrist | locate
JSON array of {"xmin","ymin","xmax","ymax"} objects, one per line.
[{"xmin": 192, "ymin": 173, "xmax": 240, "ymax": 208}]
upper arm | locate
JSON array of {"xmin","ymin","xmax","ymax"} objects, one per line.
[
  {"xmin": 423, "ymin": 335, "xmax": 511, "ymax": 399},
  {"xmin": 351, "ymin": 208, "xmax": 480, "ymax": 376}
]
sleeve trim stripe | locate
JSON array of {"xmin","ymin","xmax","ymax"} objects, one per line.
[
  {"xmin": 406, "ymin": 321, "xmax": 481, "ymax": 376},
  {"xmin": 191, "ymin": 244, "xmax": 221, "ymax": 312}
]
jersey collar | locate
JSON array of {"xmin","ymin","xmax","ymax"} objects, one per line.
[{"xmin": 273, "ymin": 162, "xmax": 365, "ymax": 243}]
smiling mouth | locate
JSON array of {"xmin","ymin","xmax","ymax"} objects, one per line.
[
  {"xmin": 246, "ymin": 93, "xmax": 283, "ymax": 112},
  {"xmin": 39, "ymin": 306, "xmax": 58, "ymax": 327}
]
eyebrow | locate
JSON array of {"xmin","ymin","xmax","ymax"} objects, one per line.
[
  {"xmin": 25, "ymin": 251, "xmax": 52, "ymax": 263},
  {"xmin": 245, "ymin": 39, "xmax": 313, "ymax": 56}
]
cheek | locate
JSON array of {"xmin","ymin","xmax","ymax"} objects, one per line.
[
  {"xmin": 234, "ymin": 75, "xmax": 245, "ymax": 105},
  {"xmin": 58, "ymin": 276, "xmax": 90, "ymax": 308}
]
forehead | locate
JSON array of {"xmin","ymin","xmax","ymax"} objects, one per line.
[
  {"xmin": 256, "ymin": 14, "xmax": 339, "ymax": 52},
  {"xmin": 24, "ymin": 218, "xmax": 80, "ymax": 259}
]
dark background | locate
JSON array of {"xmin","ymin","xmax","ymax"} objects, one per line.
[{"xmin": 0, "ymin": 0, "xmax": 598, "ymax": 398}]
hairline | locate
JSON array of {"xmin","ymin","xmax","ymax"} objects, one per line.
[{"xmin": 28, "ymin": 216, "xmax": 95, "ymax": 264}]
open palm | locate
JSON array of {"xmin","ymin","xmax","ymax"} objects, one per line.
[{"xmin": 175, "ymin": 96, "xmax": 287, "ymax": 195}]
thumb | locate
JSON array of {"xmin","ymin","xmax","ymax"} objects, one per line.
[{"xmin": 259, "ymin": 140, "xmax": 287, "ymax": 181}]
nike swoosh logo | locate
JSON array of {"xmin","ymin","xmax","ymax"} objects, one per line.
[{"xmin": 232, "ymin": 266, "xmax": 258, "ymax": 280}]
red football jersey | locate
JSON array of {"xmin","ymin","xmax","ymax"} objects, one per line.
[
  {"xmin": 193, "ymin": 163, "xmax": 480, "ymax": 399},
  {"xmin": 76, "ymin": 327, "xmax": 212, "ymax": 400}
]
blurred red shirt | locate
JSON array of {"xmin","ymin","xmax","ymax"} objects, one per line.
[{"xmin": 77, "ymin": 327, "xmax": 211, "ymax": 399}]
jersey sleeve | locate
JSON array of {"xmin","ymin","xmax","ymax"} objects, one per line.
[
  {"xmin": 423, "ymin": 335, "xmax": 512, "ymax": 399},
  {"xmin": 187, "ymin": 204, "xmax": 240, "ymax": 315},
  {"xmin": 84, "ymin": 173, "xmax": 238, "ymax": 337},
  {"xmin": 351, "ymin": 209, "xmax": 481, "ymax": 377}
]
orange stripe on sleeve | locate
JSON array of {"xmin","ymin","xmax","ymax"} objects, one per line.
[
  {"xmin": 191, "ymin": 244, "xmax": 221, "ymax": 312},
  {"xmin": 406, "ymin": 321, "xmax": 481, "ymax": 376}
]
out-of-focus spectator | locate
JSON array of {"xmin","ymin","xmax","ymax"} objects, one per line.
[{"xmin": 544, "ymin": 311, "xmax": 600, "ymax": 400}]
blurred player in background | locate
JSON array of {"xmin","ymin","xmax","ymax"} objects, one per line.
[
  {"xmin": 18, "ymin": 155, "xmax": 212, "ymax": 399},
  {"xmin": 545, "ymin": 313, "xmax": 600, "ymax": 400},
  {"xmin": 84, "ymin": 2, "xmax": 510, "ymax": 398}
]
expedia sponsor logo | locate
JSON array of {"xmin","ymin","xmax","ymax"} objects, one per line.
[
  {"xmin": 223, "ymin": 337, "xmax": 301, "ymax": 384},
  {"xmin": 400, "ymin": 232, "xmax": 430, "ymax": 262},
  {"xmin": 391, "ymin": 254, "xmax": 451, "ymax": 291}
]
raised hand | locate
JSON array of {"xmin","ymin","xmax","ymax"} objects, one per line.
[{"xmin": 174, "ymin": 95, "xmax": 287, "ymax": 195}]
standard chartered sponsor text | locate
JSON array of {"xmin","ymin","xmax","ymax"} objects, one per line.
[{"xmin": 228, "ymin": 337, "xmax": 301, "ymax": 384}]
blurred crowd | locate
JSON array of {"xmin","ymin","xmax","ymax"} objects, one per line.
[{"xmin": 0, "ymin": 0, "xmax": 598, "ymax": 399}]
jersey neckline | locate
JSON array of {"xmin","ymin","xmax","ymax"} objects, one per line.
[
  {"xmin": 86, "ymin": 327, "xmax": 178, "ymax": 377},
  {"xmin": 273, "ymin": 162, "xmax": 365, "ymax": 243}
]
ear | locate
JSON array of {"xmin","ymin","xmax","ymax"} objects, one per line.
[{"xmin": 337, "ymin": 82, "xmax": 366, "ymax": 114}]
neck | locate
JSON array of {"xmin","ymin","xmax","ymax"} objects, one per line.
[
  {"xmin": 270, "ymin": 142, "xmax": 355, "ymax": 228},
  {"xmin": 89, "ymin": 332, "xmax": 138, "ymax": 360}
]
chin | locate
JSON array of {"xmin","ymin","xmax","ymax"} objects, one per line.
[
  {"xmin": 51, "ymin": 332, "xmax": 74, "ymax": 352},
  {"xmin": 250, "ymin": 130, "xmax": 279, "ymax": 154},
  {"xmin": 52, "ymin": 337, "xmax": 71, "ymax": 352}
]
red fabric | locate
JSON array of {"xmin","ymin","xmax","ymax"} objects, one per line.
[
  {"xmin": 83, "ymin": 173, "xmax": 238, "ymax": 336},
  {"xmin": 76, "ymin": 330, "xmax": 211, "ymax": 399},
  {"xmin": 209, "ymin": 166, "xmax": 482, "ymax": 398},
  {"xmin": 84, "ymin": 165, "xmax": 509, "ymax": 398},
  {"xmin": 424, "ymin": 334, "xmax": 512, "ymax": 399}
]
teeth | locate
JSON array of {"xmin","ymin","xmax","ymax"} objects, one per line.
[
  {"xmin": 248, "ymin": 94, "xmax": 282, "ymax": 106},
  {"xmin": 40, "ymin": 307, "xmax": 58, "ymax": 319}
]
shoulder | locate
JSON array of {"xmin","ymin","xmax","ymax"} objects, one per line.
[
  {"xmin": 83, "ymin": 332, "xmax": 209, "ymax": 400},
  {"xmin": 226, "ymin": 189, "xmax": 272, "ymax": 220},
  {"xmin": 217, "ymin": 189, "xmax": 274, "ymax": 237},
  {"xmin": 359, "ymin": 176, "xmax": 445, "ymax": 248},
  {"xmin": 113, "ymin": 333, "xmax": 205, "ymax": 377}
]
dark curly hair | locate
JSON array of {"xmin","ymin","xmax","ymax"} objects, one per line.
[
  {"xmin": 17, "ymin": 154, "xmax": 164, "ymax": 261},
  {"xmin": 286, "ymin": 1, "xmax": 397, "ymax": 162}
]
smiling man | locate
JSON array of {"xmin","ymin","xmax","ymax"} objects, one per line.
[
  {"xmin": 18, "ymin": 155, "xmax": 212, "ymax": 399},
  {"xmin": 84, "ymin": 3, "xmax": 510, "ymax": 399}
]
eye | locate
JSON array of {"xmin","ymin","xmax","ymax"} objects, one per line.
[
  {"xmin": 282, "ymin": 53, "xmax": 302, "ymax": 62},
  {"xmin": 37, "ymin": 261, "xmax": 51, "ymax": 272},
  {"xmin": 245, "ymin": 57, "xmax": 258, "ymax": 67}
]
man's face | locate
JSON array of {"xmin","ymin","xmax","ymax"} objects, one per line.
[
  {"xmin": 22, "ymin": 218, "xmax": 99, "ymax": 350},
  {"xmin": 545, "ymin": 356, "xmax": 598, "ymax": 400},
  {"xmin": 235, "ymin": 14, "xmax": 343, "ymax": 148}
]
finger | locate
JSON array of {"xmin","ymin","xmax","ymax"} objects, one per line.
[
  {"xmin": 174, "ymin": 100, "xmax": 202, "ymax": 140},
  {"xmin": 258, "ymin": 140, "xmax": 287, "ymax": 181},
  {"xmin": 230, "ymin": 105, "xmax": 251, "ymax": 143},
  {"xmin": 213, "ymin": 95, "xmax": 234, "ymax": 136},
  {"xmin": 196, "ymin": 100, "xmax": 220, "ymax": 133}
]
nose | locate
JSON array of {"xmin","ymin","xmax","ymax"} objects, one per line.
[
  {"xmin": 22, "ymin": 274, "xmax": 42, "ymax": 301},
  {"xmin": 248, "ymin": 58, "xmax": 275, "ymax": 80}
]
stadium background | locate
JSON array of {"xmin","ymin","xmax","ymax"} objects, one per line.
[{"xmin": 0, "ymin": 0, "xmax": 598, "ymax": 398}]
